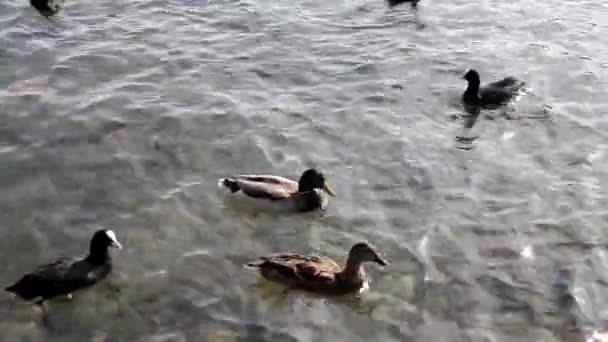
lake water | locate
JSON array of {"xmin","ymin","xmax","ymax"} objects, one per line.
[{"xmin": 1, "ymin": 0, "xmax": 607, "ymax": 341}]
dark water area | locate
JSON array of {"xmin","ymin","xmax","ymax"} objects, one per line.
[{"xmin": 1, "ymin": 0, "xmax": 607, "ymax": 341}]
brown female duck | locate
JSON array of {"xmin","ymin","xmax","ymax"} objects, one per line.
[{"xmin": 246, "ymin": 242, "xmax": 387, "ymax": 294}]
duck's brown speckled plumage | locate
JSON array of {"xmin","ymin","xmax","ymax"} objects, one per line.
[{"xmin": 247, "ymin": 243, "xmax": 387, "ymax": 294}]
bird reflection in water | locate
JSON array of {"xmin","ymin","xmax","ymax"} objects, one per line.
[{"xmin": 455, "ymin": 105, "xmax": 481, "ymax": 150}]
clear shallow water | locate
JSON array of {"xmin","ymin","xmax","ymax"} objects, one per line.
[{"xmin": 0, "ymin": 0, "xmax": 607, "ymax": 341}]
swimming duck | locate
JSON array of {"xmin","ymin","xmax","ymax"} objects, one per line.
[
  {"xmin": 246, "ymin": 242, "xmax": 387, "ymax": 294},
  {"xmin": 218, "ymin": 168, "xmax": 336, "ymax": 213},
  {"xmin": 462, "ymin": 69, "xmax": 525, "ymax": 108},
  {"xmin": 5, "ymin": 229, "xmax": 122, "ymax": 304}
]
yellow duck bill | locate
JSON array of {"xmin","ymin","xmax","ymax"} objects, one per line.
[{"xmin": 323, "ymin": 182, "xmax": 336, "ymax": 197}]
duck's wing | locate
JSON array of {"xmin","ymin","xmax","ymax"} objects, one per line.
[
  {"xmin": 294, "ymin": 256, "xmax": 340, "ymax": 283},
  {"xmin": 220, "ymin": 175, "xmax": 298, "ymax": 200},
  {"xmin": 479, "ymin": 88, "xmax": 511, "ymax": 105},
  {"xmin": 249, "ymin": 254, "xmax": 337, "ymax": 283},
  {"xmin": 235, "ymin": 178, "xmax": 291, "ymax": 200},
  {"xmin": 29, "ymin": 257, "xmax": 76, "ymax": 279},
  {"xmin": 487, "ymin": 76, "xmax": 524, "ymax": 90},
  {"xmin": 6, "ymin": 257, "xmax": 81, "ymax": 299},
  {"xmin": 234, "ymin": 175, "xmax": 297, "ymax": 186},
  {"xmin": 480, "ymin": 78, "xmax": 524, "ymax": 105}
]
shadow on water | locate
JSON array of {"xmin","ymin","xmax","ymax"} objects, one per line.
[
  {"xmin": 0, "ymin": 298, "xmax": 65, "ymax": 339},
  {"xmin": 454, "ymin": 99, "xmax": 549, "ymax": 151},
  {"xmin": 218, "ymin": 196, "xmax": 328, "ymax": 220},
  {"xmin": 249, "ymin": 276, "xmax": 380, "ymax": 315}
]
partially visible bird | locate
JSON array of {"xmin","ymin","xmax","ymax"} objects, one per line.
[
  {"xmin": 462, "ymin": 69, "xmax": 525, "ymax": 108},
  {"xmin": 5, "ymin": 229, "xmax": 122, "ymax": 304},
  {"xmin": 246, "ymin": 242, "xmax": 387, "ymax": 295},
  {"xmin": 387, "ymin": 0, "xmax": 419, "ymax": 8},
  {"xmin": 218, "ymin": 168, "xmax": 336, "ymax": 213},
  {"xmin": 30, "ymin": 0, "xmax": 62, "ymax": 17}
]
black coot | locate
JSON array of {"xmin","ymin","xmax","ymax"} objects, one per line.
[
  {"xmin": 462, "ymin": 69, "xmax": 525, "ymax": 108},
  {"xmin": 387, "ymin": 0, "xmax": 419, "ymax": 7},
  {"xmin": 5, "ymin": 229, "xmax": 122, "ymax": 304},
  {"xmin": 30, "ymin": 0, "xmax": 62, "ymax": 17}
]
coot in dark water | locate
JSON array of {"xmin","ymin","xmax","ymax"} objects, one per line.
[
  {"xmin": 387, "ymin": 0, "xmax": 419, "ymax": 7},
  {"xmin": 462, "ymin": 69, "xmax": 525, "ymax": 108},
  {"xmin": 5, "ymin": 229, "xmax": 122, "ymax": 304},
  {"xmin": 30, "ymin": 0, "xmax": 62, "ymax": 17}
]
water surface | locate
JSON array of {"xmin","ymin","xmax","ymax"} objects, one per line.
[{"xmin": 1, "ymin": 0, "xmax": 607, "ymax": 341}]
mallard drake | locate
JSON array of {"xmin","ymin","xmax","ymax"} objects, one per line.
[
  {"xmin": 218, "ymin": 168, "xmax": 336, "ymax": 212},
  {"xmin": 246, "ymin": 242, "xmax": 387, "ymax": 294},
  {"xmin": 462, "ymin": 69, "xmax": 525, "ymax": 108},
  {"xmin": 5, "ymin": 230, "xmax": 122, "ymax": 304}
]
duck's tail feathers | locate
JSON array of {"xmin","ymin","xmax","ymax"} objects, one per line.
[
  {"xmin": 245, "ymin": 258, "xmax": 267, "ymax": 269},
  {"xmin": 5, "ymin": 284, "xmax": 17, "ymax": 293},
  {"xmin": 513, "ymin": 80, "xmax": 526, "ymax": 91},
  {"xmin": 218, "ymin": 178, "xmax": 240, "ymax": 193}
]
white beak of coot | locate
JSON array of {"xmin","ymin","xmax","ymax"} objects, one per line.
[{"xmin": 106, "ymin": 230, "xmax": 123, "ymax": 250}]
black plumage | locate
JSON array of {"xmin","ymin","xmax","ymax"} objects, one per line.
[
  {"xmin": 387, "ymin": 0, "xmax": 419, "ymax": 8},
  {"xmin": 462, "ymin": 69, "xmax": 525, "ymax": 108},
  {"xmin": 5, "ymin": 229, "xmax": 122, "ymax": 303},
  {"xmin": 30, "ymin": 0, "xmax": 62, "ymax": 17}
]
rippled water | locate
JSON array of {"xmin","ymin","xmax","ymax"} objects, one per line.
[{"xmin": 1, "ymin": 0, "xmax": 607, "ymax": 341}]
